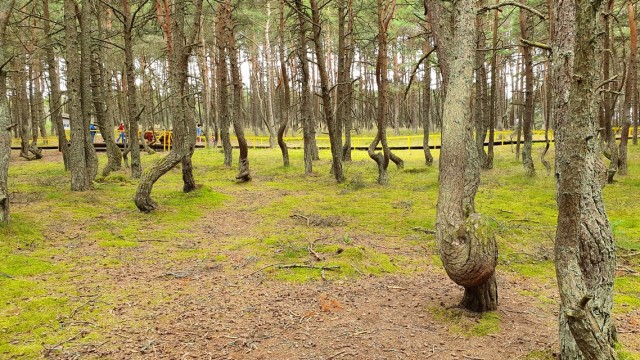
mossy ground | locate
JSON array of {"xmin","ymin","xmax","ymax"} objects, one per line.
[{"xmin": 1, "ymin": 142, "xmax": 639, "ymax": 358}]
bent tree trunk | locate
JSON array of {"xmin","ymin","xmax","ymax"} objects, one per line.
[
  {"xmin": 552, "ymin": 0, "xmax": 617, "ymax": 358},
  {"xmin": 134, "ymin": 0, "xmax": 202, "ymax": 212},
  {"xmin": 277, "ymin": 0, "xmax": 290, "ymax": 167},
  {"xmin": 427, "ymin": 0, "xmax": 498, "ymax": 312},
  {"xmin": 225, "ymin": 0, "xmax": 251, "ymax": 182}
]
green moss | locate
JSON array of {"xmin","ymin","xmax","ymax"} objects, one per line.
[
  {"xmin": 509, "ymin": 261, "xmax": 555, "ymax": 280},
  {"xmin": 429, "ymin": 307, "xmax": 501, "ymax": 337},
  {"xmin": 616, "ymin": 343, "xmax": 640, "ymax": 360},
  {"xmin": 524, "ymin": 350, "xmax": 555, "ymax": 360}
]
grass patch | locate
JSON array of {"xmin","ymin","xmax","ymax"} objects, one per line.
[{"xmin": 429, "ymin": 307, "xmax": 501, "ymax": 337}]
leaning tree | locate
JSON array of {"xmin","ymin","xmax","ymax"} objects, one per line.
[{"xmin": 134, "ymin": 0, "xmax": 203, "ymax": 212}]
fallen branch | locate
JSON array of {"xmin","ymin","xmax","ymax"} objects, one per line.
[
  {"xmin": 412, "ymin": 227, "xmax": 436, "ymax": 234},
  {"xmin": 308, "ymin": 243, "xmax": 324, "ymax": 261},
  {"xmin": 69, "ymin": 294, "xmax": 100, "ymax": 319},
  {"xmin": 290, "ymin": 214, "xmax": 310, "ymax": 227},
  {"xmin": 620, "ymin": 251, "xmax": 640, "ymax": 258},
  {"xmin": 277, "ymin": 264, "xmax": 340, "ymax": 271},
  {"xmin": 243, "ymin": 263, "xmax": 340, "ymax": 277}
]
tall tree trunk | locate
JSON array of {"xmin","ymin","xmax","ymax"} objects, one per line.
[
  {"xmin": 17, "ymin": 54, "xmax": 34, "ymax": 160},
  {"xmin": 483, "ymin": 0, "xmax": 499, "ymax": 169},
  {"xmin": 91, "ymin": 4, "xmax": 122, "ymax": 177},
  {"xmin": 217, "ymin": 7, "xmax": 232, "ymax": 167},
  {"xmin": 65, "ymin": 0, "xmax": 97, "ymax": 191},
  {"xmin": 553, "ymin": 0, "xmax": 617, "ymax": 358},
  {"xmin": 44, "ymin": 0, "xmax": 69, "ymax": 170},
  {"xmin": 618, "ymin": 1, "xmax": 636, "ymax": 176},
  {"xmin": 427, "ymin": 0, "xmax": 497, "ymax": 313},
  {"xmin": 474, "ymin": 1, "xmax": 488, "ymax": 167},
  {"xmin": 337, "ymin": 0, "xmax": 354, "ymax": 162},
  {"xmin": 0, "ymin": 0, "xmax": 15, "ymax": 224},
  {"xmin": 293, "ymin": 0, "xmax": 313, "ymax": 174},
  {"xmin": 310, "ymin": 0, "xmax": 345, "ymax": 183},
  {"xmin": 264, "ymin": 0, "xmax": 277, "ymax": 148},
  {"xmin": 422, "ymin": 36, "xmax": 434, "ymax": 166},
  {"xmin": 123, "ymin": 0, "xmax": 142, "ymax": 178},
  {"xmin": 519, "ymin": 1, "xmax": 535, "ymax": 176}
]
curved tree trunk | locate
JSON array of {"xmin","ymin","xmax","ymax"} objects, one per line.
[
  {"xmin": 134, "ymin": 0, "xmax": 202, "ymax": 212},
  {"xmin": 277, "ymin": 0, "xmax": 290, "ymax": 167},
  {"xmin": 226, "ymin": 0, "xmax": 251, "ymax": 182},
  {"xmin": 369, "ymin": 0, "xmax": 403, "ymax": 185},
  {"xmin": 427, "ymin": 0, "xmax": 498, "ymax": 312},
  {"xmin": 552, "ymin": 0, "xmax": 617, "ymax": 358}
]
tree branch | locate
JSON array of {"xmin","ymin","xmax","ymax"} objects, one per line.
[{"xmin": 479, "ymin": 1, "xmax": 546, "ymax": 20}]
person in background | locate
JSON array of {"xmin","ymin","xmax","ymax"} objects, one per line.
[
  {"xmin": 117, "ymin": 122, "xmax": 126, "ymax": 144},
  {"xmin": 89, "ymin": 123, "xmax": 98, "ymax": 142}
]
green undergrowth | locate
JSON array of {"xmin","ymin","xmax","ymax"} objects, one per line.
[
  {"xmin": 2, "ymin": 141, "xmax": 640, "ymax": 357},
  {"xmin": 429, "ymin": 306, "xmax": 501, "ymax": 337}
]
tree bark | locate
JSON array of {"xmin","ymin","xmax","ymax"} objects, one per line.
[
  {"xmin": 44, "ymin": 0, "xmax": 69, "ymax": 170},
  {"xmin": 225, "ymin": 0, "xmax": 250, "ymax": 182},
  {"xmin": 422, "ymin": 36, "xmax": 434, "ymax": 166},
  {"xmin": 90, "ymin": 4, "xmax": 122, "ymax": 177},
  {"xmin": 277, "ymin": 0, "xmax": 290, "ymax": 167},
  {"xmin": 65, "ymin": 0, "xmax": 97, "ymax": 191},
  {"xmin": 618, "ymin": 1, "xmax": 636, "ymax": 176},
  {"xmin": 483, "ymin": 0, "xmax": 499, "ymax": 169},
  {"xmin": 552, "ymin": 0, "xmax": 617, "ymax": 358},
  {"xmin": 293, "ymin": 0, "xmax": 313, "ymax": 174},
  {"xmin": 216, "ymin": 7, "xmax": 232, "ymax": 167},
  {"xmin": 310, "ymin": 0, "xmax": 344, "ymax": 183},
  {"xmin": 519, "ymin": 0, "xmax": 535, "ymax": 176},
  {"xmin": 0, "ymin": 0, "xmax": 15, "ymax": 225},
  {"xmin": 134, "ymin": 0, "xmax": 202, "ymax": 212},
  {"xmin": 427, "ymin": 0, "xmax": 498, "ymax": 313},
  {"xmin": 123, "ymin": 0, "xmax": 142, "ymax": 178}
]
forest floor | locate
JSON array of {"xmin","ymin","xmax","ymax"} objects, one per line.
[{"xmin": 1, "ymin": 144, "xmax": 639, "ymax": 359}]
